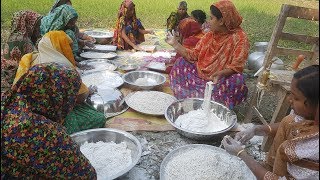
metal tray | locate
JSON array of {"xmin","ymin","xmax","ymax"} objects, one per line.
[
  {"xmin": 80, "ymin": 52, "xmax": 117, "ymax": 59},
  {"xmin": 125, "ymin": 91, "xmax": 176, "ymax": 116},
  {"xmin": 84, "ymin": 30, "xmax": 113, "ymax": 39},
  {"xmin": 79, "ymin": 59, "xmax": 117, "ymax": 74},
  {"xmin": 81, "ymin": 70, "xmax": 124, "ymax": 89}
]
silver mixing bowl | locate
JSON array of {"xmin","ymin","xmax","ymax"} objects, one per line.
[
  {"xmin": 164, "ymin": 98, "xmax": 237, "ymax": 140},
  {"xmin": 86, "ymin": 87, "xmax": 129, "ymax": 118},
  {"xmin": 122, "ymin": 70, "xmax": 166, "ymax": 90},
  {"xmin": 70, "ymin": 128, "xmax": 142, "ymax": 179}
]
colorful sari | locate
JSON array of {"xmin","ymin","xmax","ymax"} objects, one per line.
[
  {"xmin": 169, "ymin": 0, "xmax": 250, "ymax": 109},
  {"xmin": 113, "ymin": 0, "xmax": 145, "ymax": 50},
  {"xmin": 12, "ymin": 31, "xmax": 106, "ymax": 134},
  {"xmin": 40, "ymin": 4, "xmax": 79, "ymax": 56},
  {"xmin": 1, "ymin": 11, "xmax": 42, "ymax": 91},
  {"xmin": 1, "ymin": 63, "xmax": 96, "ymax": 178},
  {"xmin": 264, "ymin": 112, "xmax": 319, "ymax": 179}
]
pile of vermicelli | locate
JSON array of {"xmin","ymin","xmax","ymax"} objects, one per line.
[{"xmin": 80, "ymin": 141, "xmax": 132, "ymax": 179}]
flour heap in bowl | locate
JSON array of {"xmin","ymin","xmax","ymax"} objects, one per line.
[
  {"xmin": 175, "ymin": 109, "xmax": 228, "ymax": 132},
  {"xmin": 174, "ymin": 81, "xmax": 228, "ymax": 133},
  {"xmin": 80, "ymin": 141, "xmax": 132, "ymax": 180}
]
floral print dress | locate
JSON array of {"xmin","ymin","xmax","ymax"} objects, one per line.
[{"xmin": 1, "ymin": 63, "xmax": 96, "ymax": 178}]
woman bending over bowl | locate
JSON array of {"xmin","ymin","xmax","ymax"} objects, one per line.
[
  {"xmin": 222, "ymin": 65, "xmax": 319, "ymax": 179},
  {"xmin": 166, "ymin": 0, "xmax": 250, "ymax": 109},
  {"xmin": 1, "ymin": 11, "xmax": 42, "ymax": 91},
  {"xmin": 1, "ymin": 63, "xmax": 96, "ymax": 178},
  {"xmin": 13, "ymin": 31, "xmax": 107, "ymax": 135}
]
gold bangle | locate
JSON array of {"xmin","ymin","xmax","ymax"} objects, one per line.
[
  {"xmin": 267, "ymin": 124, "xmax": 272, "ymax": 133},
  {"xmin": 237, "ymin": 149, "xmax": 245, "ymax": 157}
]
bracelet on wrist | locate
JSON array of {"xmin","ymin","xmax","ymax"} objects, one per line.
[
  {"xmin": 267, "ymin": 124, "xmax": 272, "ymax": 133},
  {"xmin": 236, "ymin": 149, "xmax": 245, "ymax": 157}
]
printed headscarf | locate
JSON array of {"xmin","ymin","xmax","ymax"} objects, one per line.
[
  {"xmin": 1, "ymin": 62, "xmax": 81, "ymax": 124},
  {"xmin": 2, "ymin": 10, "xmax": 42, "ymax": 62},
  {"xmin": 49, "ymin": 0, "xmax": 72, "ymax": 13},
  {"xmin": 178, "ymin": 18, "xmax": 202, "ymax": 41},
  {"xmin": 212, "ymin": 0, "xmax": 242, "ymax": 31},
  {"xmin": 113, "ymin": 0, "xmax": 145, "ymax": 49},
  {"xmin": 40, "ymin": 4, "xmax": 78, "ymax": 35}
]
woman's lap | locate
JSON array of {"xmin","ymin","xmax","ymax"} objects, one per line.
[{"xmin": 169, "ymin": 58, "xmax": 248, "ymax": 109}]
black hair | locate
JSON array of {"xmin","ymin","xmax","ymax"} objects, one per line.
[
  {"xmin": 191, "ymin": 10, "xmax": 207, "ymax": 24},
  {"xmin": 293, "ymin": 65, "xmax": 319, "ymax": 106},
  {"xmin": 210, "ymin": 5, "xmax": 223, "ymax": 19}
]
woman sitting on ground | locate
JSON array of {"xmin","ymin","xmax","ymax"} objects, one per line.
[
  {"xmin": 1, "ymin": 62, "xmax": 96, "ymax": 178},
  {"xmin": 222, "ymin": 65, "xmax": 319, "ymax": 179},
  {"xmin": 166, "ymin": 0, "xmax": 250, "ymax": 109},
  {"xmin": 113, "ymin": 0, "xmax": 154, "ymax": 50},
  {"xmin": 48, "ymin": 0, "xmax": 96, "ymax": 49},
  {"xmin": 1, "ymin": 11, "xmax": 42, "ymax": 91},
  {"xmin": 13, "ymin": 31, "xmax": 107, "ymax": 134},
  {"xmin": 41, "ymin": 4, "xmax": 93, "ymax": 61},
  {"xmin": 166, "ymin": 1, "xmax": 189, "ymax": 33},
  {"xmin": 166, "ymin": 11, "xmax": 205, "ymax": 73}
]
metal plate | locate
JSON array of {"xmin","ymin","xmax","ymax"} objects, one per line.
[
  {"xmin": 125, "ymin": 91, "xmax": 176, "ymax": 116},
  {"xmin": 160, "ymin": 144, "xmax": 256, "ymax": 180},
  {"xmin": 83, "ymin": 44, "xmax": 117, "ymax": 52},
  {"xmin": 79, "ymin": 59, "xmax": 117, "ymax": 74},
  {"xmin": 80, "ymin": 52, "xmax": 117, "ymax": 59},
  {"xmin": 84, "ymin": 30, "xmax": 114, "ymax": 38},
  {"xmin": 81, "ymin": 70, "xmax": 124, "ymax": 89},
  {"xmin": 147, "ymin": 62, "xmax": 166, "ymax": 72}
]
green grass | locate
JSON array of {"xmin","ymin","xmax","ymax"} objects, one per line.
[{"xmin": 1, "ymin": 0, "xmax": 319, "ymax": 52}]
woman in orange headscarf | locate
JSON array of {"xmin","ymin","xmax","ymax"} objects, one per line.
[
  {"xmin": 166, "ymin": 0, "xmax": 250, "ymax": 109},
  {"xmin": 113, "ymin": 0, "xmax": 153, "ymax": 50}
]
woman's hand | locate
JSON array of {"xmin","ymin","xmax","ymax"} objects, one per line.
[
  {"xmin": 132, "ymin": 44, "xmax": 143, "ymax": 51},
  {"xmin": 146, "ymin": 29, "xmax": 155, "ymax": 35},
  {"xmin": 221, "ymin": 135, "xmax": 244, "ymax": 156},
  {"xmin": 234, "ymin": 127, "xmax": 256, "ymax": 144},
  {"xmin": 88, "ymin": 85, "xmax": 98, "ymax": 95},
  {"xmin": 165, "ymin": 30, "xmax": 179, "ymax": 46}
]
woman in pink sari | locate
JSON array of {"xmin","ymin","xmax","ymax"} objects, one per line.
[{"xmin": 166, "ymin": 0, "xmax": 250, "ymax": 109}]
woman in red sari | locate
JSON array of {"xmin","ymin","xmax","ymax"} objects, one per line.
[{"xmin": 166, "ymin": 0, "xmax": 250, "ymax": 109}]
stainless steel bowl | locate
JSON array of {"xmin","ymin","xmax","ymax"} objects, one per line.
[
  {"xmin": 122, "ymin": 70, "xmax": 166, "ymax": 90},
  {"xmin": 164, "ymin": 98, "xmax": 237, "ymax": 140},
  {"xmin": 70, "ymin": 128, "xmax": 142, "ymax": 179},
  {"xmin": 160, "ymin": 144, "xmax": 256, "ymax": 180},
  {"xmin": 119, "ymin": 64, "xmax": 139, "ymax": 72},
  {"xmin": 86, "ymin": 87, "xmax": 129, "ymax": 118}
]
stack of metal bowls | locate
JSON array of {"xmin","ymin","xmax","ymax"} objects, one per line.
[
  {"xmin": 164, "ymin": 98, "xmax": 237, "ymax": 140},
  {"xmin": 86, "ymin": 87, "xmax": 128, "ymax": 118}
]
